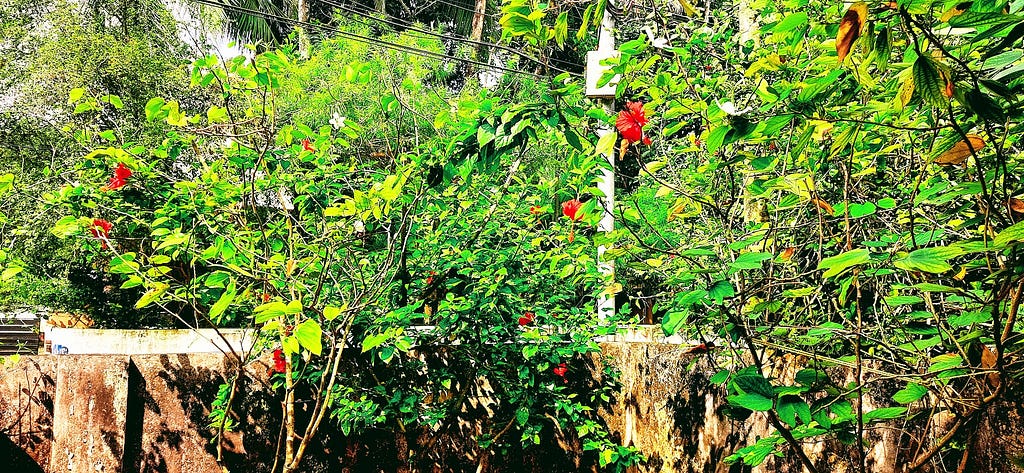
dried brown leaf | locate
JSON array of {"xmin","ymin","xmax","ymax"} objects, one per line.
[
  {"xmin": 980, "ymin": 344, "xmax": 1001, "ymax": 388},
  {"xmin": 1009, "ymin": 197, "xmax": 1024, "ymax": 214},
  {"xmin": 812, "ymin": 197, "xmax": 834, "ymax": 215},
  {"xmin": 837, "ymin": 2, "xmax": 868, "ymax": 62},
  {"xmin": 935, "ymin": 134, "xmax": 985, "ymax": 165}
]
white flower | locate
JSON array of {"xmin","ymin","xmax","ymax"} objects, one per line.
[{"xmin": 330, "ymin": 113, "xmax": 346, "ymax": 130}]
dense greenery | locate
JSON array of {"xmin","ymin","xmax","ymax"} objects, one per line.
[{"xmin": 3, "ymin": 0, "xmax": 1024, "ymax": 471}]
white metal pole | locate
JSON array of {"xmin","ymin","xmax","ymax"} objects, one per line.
[{"xmin": 595, "ymin": 7, "xmax": 616, "ymax": 320}]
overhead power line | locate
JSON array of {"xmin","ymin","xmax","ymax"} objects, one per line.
[
  {"xmin": 415, "ymin": 0, "xmax": 502, "ymax": 19},
  {"xmin": 319, "ymin": 0, "xmax": 582, "ymax": 75},
  {"xmin": 190, "ymin": 0, "xmax": 548, "ymax": 78}
]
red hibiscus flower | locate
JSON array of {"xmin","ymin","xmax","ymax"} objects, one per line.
[
  {"xmin": 90, "ymin": 218, "xmax": 113, "ymax": 248},
  {"xmin": 273, "ymin": 349, "xmax": 287, "ymax": 373},
  {"xmin": 552, "ymin": 362, "xmax": 568, "ymax": 383},
  {"xmin": 615, "ymin": 101, "xmax": 652, "ymax": 146},
  {"xmin": 561, "ymin": 199, "xmax": 583, "ymax": 221},
  {"xmin": 301, "ymin": 138, "xmax": 315, "ymax": 152},
  {"xmin": 101, "ymin": 163, "xmax": 132, "ymax": 191},
  {"xmin": 518, "ymin": 311, "xmax": 535, "ymax": 326},
  {"xmin": 425, "ymin": 270, "xmax": 437, "ymax": 285},
  {"xmin": 529, "ymin": 205, "xmax": 542, "ymax": 215}
]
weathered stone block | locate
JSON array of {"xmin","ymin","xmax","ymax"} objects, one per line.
[
  {"xmin": 0, "ymin": 356, "xmax": 56, "ymax": 472},
  {"xmin": 50, "ymin": 355, "xmax": 130, "ymax": 473}
]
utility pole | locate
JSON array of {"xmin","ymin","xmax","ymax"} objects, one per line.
[{"xmin": 586, "ymin": 4, "xmax": 618, "ymax": 320}]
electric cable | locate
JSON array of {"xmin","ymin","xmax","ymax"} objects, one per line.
[
  {"xmin": 190, "ymin": 0, "xmax": 548, "ymax": 78},
  {"xmin": 319, "ymin": 0, "xmax": 582, "ymax": 75},
  {"xmin": 411, "ymin": 0, "xmax": 502, "ymax": 19}
]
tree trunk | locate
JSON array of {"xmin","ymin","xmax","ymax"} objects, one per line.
[
  {"xmin": 375, "ymin": 0, "xmax": 386, "ymax": 13},
  {"xmin": 470, "ymin": 0, "xmax": 486, "ymax": 42},
  {"xmin": 297, "ymin": 0, "xmax": 310, "ymax": 58}
]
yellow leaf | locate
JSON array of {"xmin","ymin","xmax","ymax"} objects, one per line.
[
  {"xmin": 940, "ymin": 2, "xmax": 972, "ymax": 23},
  {"xmin": 837, "ymin": 2, "xmax": 868, "ymax": 63},
  {"xmin": 898, "ymin": 76, "xmax": 915, "ymax": 108},
  {"xmin": 676, "ymin": 0, "xmax": 698, "ymax": 16},
  {"xmin": 935, "ymin": 135, "xmax": 985, "ymax": 166}
]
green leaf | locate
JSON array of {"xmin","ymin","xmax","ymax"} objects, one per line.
[
  {"xmin": 68, "ymin": 88, "xmax": 86, "ymax": 104},
  {"xmin": 731, "ymin": 252, "xmax": 773, "ymax": 270},
  {"xmin": 294, "ymin": 319, "xmax": 323, "ymax": 356},
  {"xmin": 0, "ymin": 173, "xmax": 12, "ymax": 196},
  {"xmin": 773, "ymin": 12, "xmax": 808, "ymax": 33},
  {"xmin": 595, "ymin": 131, "xmax": 616, "ymax": 157},
  {"xmin": 362, "ymin": 332, "xmax": 389, "ymax": 352},
  {"xmin": 102, "ymin": 95, "xmax": 124, "ymax": 109},
  {"xmin": 776, "ymin": 395, "xmax": 807, "ymax": 427},
  {"xmin": 209, "ymin": 279, "xmax": 236, "ymax": 320},
  {"xmin": 994, "ymin": 220, "xmax": 1024, "ymax": 247},
  {"xmin": 477, "ymin": 123, "xmax": 495, "ymax": 146},
  {"xmin": 913, "ymin": 56, "xmax": 947, "ymax": 107},
  {"xmin": 948, "ymin": 11, "xmax": 1021, "ymax": 29},
  {"xmin": 145, "ymin": 97, "xmax": 166, "ymax": 121},
  {"xmin": 863, "ymin": 406, "xmax": 907, "ymax": 421},
  {"xmin": 728, "ymin": 393, "xmax": 773, "ymax": 411},
  {"xmin": 136, "ymin": 282, "xmax": 169, "ymax": 309},
  {"xmin": 848, "ymin": 202, "xmax": 876, "ymax": 218},
  {"xmin": 73, "ymin": 102, "xmax": 96, "ymax": 114},
  {"xmin": 929, "ymin": 354, "xmax": 963, "ymax": 372},
  {"xmin": 965, "ymin": 88, "xmax": 1006, "ymax": 123},
  {"xmin": 894, "ymin": 246, "xmax": 961, "ymax": 273},
  {"xmin": 706, "ymin": 125, "xmax": 730, "ymax": 155},
  {"xmin": 983, "ymin": 22, "xmax": 1024, "ymax": 59},
  {"xmin": 732, "ymin": 374, "xmax": 775, "ymax": 398},
  {"xmin": 710, "ymin": 370, "xmax": 730, "ymax": 385},
  {"xmin": 817, "ymin": 249, "xmax": 871, "ymax": 278},
  {"xmin": 876, "ymin": 197, "xmax": 896, "ymax": 209},
  {"xmin": 893, "ymin": 383, "xmax": 928, "ymax": 404},
  {"xmin": 912, "ymin": 283, "xmax": 958, "ymax": 293},
  {"xmin": 1, "ymin": 267, "xmax": 23, "ymax": 281},
  {"xmin": 661, "ymin": 311, "xmax": 687, "ymax": 336},
  {"xmin": 708, "ymin": 280, "xmax": 735, "ymax": 304},
  {"xmin": 563, "ymin": 128, "xmax": 583, "ymax": 151},
  {"xmin": 323, "ymin": 305, "xmax": 342, "ymax": 321},
  {"xmin": 516, "ymin": 406, "xmax": 530, "ymax": 426},
  {"xmin": 254, "ymin": 300, "xmax": 302, "ymax": 323}
]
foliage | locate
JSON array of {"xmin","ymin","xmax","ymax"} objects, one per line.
[
  {"xmin": 50, "ymin": 21, "xmax": 641, "ymax": 470},
  {"xmin": 591, "ymin": 0, "xmax": 1024, "ymax": 470},
  {"xmin": 0, "ymin": 0, "xmax": 193, "ymax": 324}
]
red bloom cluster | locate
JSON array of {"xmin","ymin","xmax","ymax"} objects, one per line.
[
  {"xmin": 101, "ymin": 163, "xmax": 132, "ymax": 191},
  {"xmin": 301, "ymin": 138, "xmax": 315, "ymax": 152},
  {"xmin": 529, "ymin": 205, "xmax": 542, "ymax": 215},
  {"xmin": 615, "ymin": 102, "xmax": 652, "ymax": 146},
  {"xmin": 552, "ymin": 362, "xmax": 568, "ymax": 383},
  {"xmin": 518, "ymin": 311, "xmax": 535, "ymax": 326},
  {"xmin": 425, "ymin": 270, "xmax": 438, "ymax": 285},
  {"xmin": 273, "ymin": 349, "xmax": 287, "ymax": 373},
  {"xmin": 561, "ymin": 199, "xmax": 583, "ymax": 221},
  {"xmin": 90, "ymin": 218, "xmax": 113, "ymax": 249}
]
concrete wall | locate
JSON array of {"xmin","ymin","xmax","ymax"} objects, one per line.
[
  {"xmin": 44, "ymin": 328, "xmax": 254, "ymax": 355},
  {"xmin": 1, "ymin": 345, "xmax": 1022, "ymax": 473}
]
